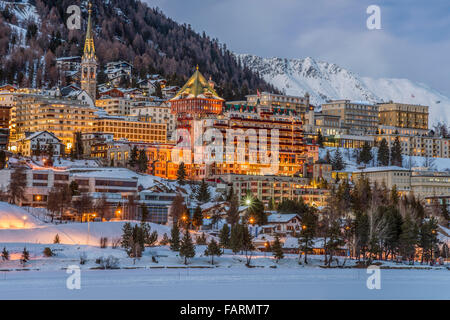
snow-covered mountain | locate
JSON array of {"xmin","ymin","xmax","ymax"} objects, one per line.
[{"xmin": 237, "ymin": 54, "xmax": 450, "ymax": 125}]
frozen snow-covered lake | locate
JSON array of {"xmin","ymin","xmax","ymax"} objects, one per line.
[{"xmin": 0, "ymin": 267, "xmax": 448, "ymax": 300}]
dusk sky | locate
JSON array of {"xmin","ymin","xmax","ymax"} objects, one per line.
[{"xmin": 146, "ymin": 0, "xmax": 450, "ymax": 96}]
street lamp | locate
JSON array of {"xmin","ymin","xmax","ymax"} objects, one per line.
[
  {"xmin": 22, "ymin": 215, "xmax": 27, "ymax": 228},
  {"xmin": 249, "ymin": 216, "xmax": 255, "ymax": 225},
  {"xmin": 245, "ymin": 199, "xmax": 252, "ymax": 206},
  {"xmin": 85, "ymin": 213, "xmax": 96, "ymax": 245},
  {"xmin": 115, "ymin": 207, "xmax": 122, "ymax": 219}
]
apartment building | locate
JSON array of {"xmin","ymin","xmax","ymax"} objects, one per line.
[
  {"xmin": 352, "ymin": 167, "xmax": 450, "ymax": 199},
  {"xmin": 321, "ymin": 100, "xmax": 379, "ymax": 135},
  {"xmin": 93, "ymin": 115, "xmax": 166, "ymax": 144},
  {"xmin": 0, "ymin": 167, "xmax": 138, "ymax": 207},
  {"xmin": 373, "ymin": 132, "xmax": 450, "ymax": 158},
  {"xmin": 130, "ymin": 102, "xmax": 176, "ymax": 140},
  {"xmin": 9, "ymin": 93, "xmax": 97, "ymax": 151},
  {"xmin": 220, "ymin": 174, "xmax": 329, "ymax": 207},
  {"xmin": 378, "ymin": 102, "xmax": 428, "ymax": 130},
  {"xmin": 245, "ymin": 92, "xmax": 310, "ymax": 121}
]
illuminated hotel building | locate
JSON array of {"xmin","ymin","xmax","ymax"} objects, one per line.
[
  {"xmin": 378, "ymin": 102, "xmax": 428, "ymax": 130},
  {"xmin": 10, "ymin": 93, "xmax": 97, "ymax": 151},
  {"xmin": 245, "ymin": 92, "xmax": 310, "ymax": 122},
  {"xmin": 93, "ymin": 115, "xmax": 167, "ymax": 144},
  {"xmin": 169, "ymin": 67, "xmax": 311, "ymax": 180}
]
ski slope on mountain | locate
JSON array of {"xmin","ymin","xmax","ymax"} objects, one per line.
[{"xmin": 237, "ymin": 54, "xmax": 450, "ymax": 125}]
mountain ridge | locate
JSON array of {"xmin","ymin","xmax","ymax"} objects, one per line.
[{"xmin": 237, "ymin": 53, "xmax": 450, "ymax": 125}]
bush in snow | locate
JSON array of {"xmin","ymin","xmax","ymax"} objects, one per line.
[
  {"xmin": 43, "ymin": 247, "xmax": 54, "ymax": 257},
  {"xmin": 95, "ymin": 256, "xmax": 119, "ymax": 269},
  {"xmin": 53, "ymin": 234, "xmax": 60, "ymax": 244},
  {"xmin": 159, "ymin": 233, "xmax": 170, "ymax": 246}
]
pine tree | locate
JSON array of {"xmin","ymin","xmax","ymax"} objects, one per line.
[
  {"xmin": 53, "ymin": 234, "xmax": 60, "ymax": 244},
  {"xmin": 21, "ymin": 247, "xmax": 30, "ymax": 265},
  {"xmin": 196, "ymin": 179, "xmax": 211, "ymax": 203},
  {"xmin": 399, "ymin": 214, "xmax": 418, "ymax": 263},
  {"xmin": 272, "ymin": 235, "xmax": 284, "ymax": 262},
  {"xmin": 170, "ymin": 223, "xmax": 181, "ymax": 251},
  {"xmin": 128, "ymin": 146, "xmax": 139, "ymax": 168},
  {"xmin": 355, "ymin": 212, "xmax": 369, "ymax": 261},
  {"xmin": 390, "ymin": 185, "xmax": 399, "ymax": 206},
  {"xmin": 121, "ymin": 222, "xmax": 133, "ymax": 252},
  {"xmin": 226, "ymin": 193, "xmax": 240, "ymax": 225},
  {"xmin": 377, "ymin": 138, "xmax": 390, "ymax": 166},
  {"xmin": 298, "ymin": 210, "xmax": 317, "ymax": 264},
  {"xmin": 359, "ymin": 142, "xmax": 373, "ymax": 164},
  {"xmin": 1, "ymin": 247, "xmax": 9, "ymax": 261},
  {"xmin": 137, "ymin": 149, "xmax": 148, "ymax": 172},
  {"xmin": 219, "ymin": 223, "xmax": 230, "ymax": 251},
  {"xmin": 177, "ymin": 162, "xmax": 186, "ymax": 185},
  {"xmin": 192, "ymin": 205, "xmax": 203, "ymax": 230},
  {"xmin": 230, "ymin": 223, "xmax": 243, "ymax": 254},
  {"xmin": 247, "ymin": 197, "xmax": 267, "ymax": 225},
  {"xmin": 390, "ymin": 136, "xmax": 403, "ymax": 167},
  {"xmin": 325, "ymin": 220, "xmax": 345, "ymax": 266},
  {"xmin": 179, "ymin": 229, "xmax": 195, "ymax": 265},
  {"xmin": 317, "ymin": 130, "xmax": 324, "ymax": 148},
  {"xmin": 204, "ymin": 239, "xmax": 222, "ymax": 264},
  {"xmin": 331, "ymin": 148, "xmax": 345, "ymax": 171},
  {"xmin": 8, "ymin": 166, "xmax": 27, "ymax": 205},
  {"xmin": 241, "ymin": 224, "xmax": 255, "ymax": 266}
]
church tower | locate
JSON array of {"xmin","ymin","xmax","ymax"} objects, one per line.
[{"xmin": 81, "ymin": 2, "xmax": 97, "ymax": 100}]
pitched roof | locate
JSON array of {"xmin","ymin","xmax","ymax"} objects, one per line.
[
  {"xmin": 170, "ymin": 67, "xmax": 223, "ymax": 101},
  {"xmin": 23, "ymin": 131, "xmax": 61, "ymax": 142},
  {"xmin": 267, "ymin": 213, "xmax": 300, "ymax": 223}
]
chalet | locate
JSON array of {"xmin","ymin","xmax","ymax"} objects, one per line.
[
  {"xmin": 17, "ymin": 131, "xmax": 63, "ymax": 157},
  {"xmin": 105, "ymin": 61, "xmax": 133, "ymax": 86},
  {"xmin": 0, "ymin": 84, "xmax": 18, "ymax": 92},
  {"xmin": 162, "ymin": 86, "xmax": 180, "ymax": 99},
  {"xmin": 262, "ymin": 213, "xmax": 302, "ymax": 236}
]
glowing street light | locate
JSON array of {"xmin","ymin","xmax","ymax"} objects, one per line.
[
  {"xmin": 302, "ymin": 224, "xmax": 307, "ymax": 230},
  {"xmin": 245, "ymin": 199, "xmax": 252, "ymax": 206},
  {"xmin": 249, "ymin": 216, "xmax": 255, "ymax": 225},
  {"xmin": 22, "ymin": 215, "xmax": 27, "ymax": 228}
]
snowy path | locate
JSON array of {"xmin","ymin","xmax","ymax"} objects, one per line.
[{"xmin": 0, "ymin": 268, "xmax": 448, "ymax": 299}]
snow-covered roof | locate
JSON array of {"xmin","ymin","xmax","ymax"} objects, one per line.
[
  {"xmin": 267, "ymin": 213, "xmax": 300, "ymax": 223},
  {"xmin": 353, "ymin": 166, "xmax": 410, "ymax": 173}
]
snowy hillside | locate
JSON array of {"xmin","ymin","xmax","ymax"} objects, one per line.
[{"xmin": 237, "ymin": 54, "xmax": 450, "ymax": 125}]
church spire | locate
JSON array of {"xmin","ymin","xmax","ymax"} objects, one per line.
[
  {"xmin": 81, "ymin": 1, "xmax": 97, "ymax": 101},
  {"xmin": 83, "ymin": 2, "xmax": 95, "ymax": 59}
]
